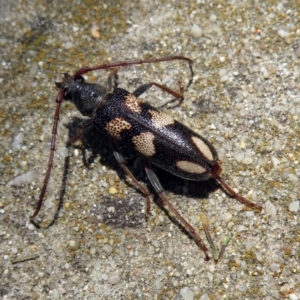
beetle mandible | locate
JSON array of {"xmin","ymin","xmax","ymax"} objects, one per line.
[{"xmin": 31, "ymin": 56, "xmax": 262, "ymax": 261}]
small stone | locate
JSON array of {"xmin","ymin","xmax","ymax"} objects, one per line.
[
  {"xmin": 289, "ymin": 294, "xmax": 298, "ymax": 300},
  {"xmin": 109, "ymin": 187, "xmax": 118, "ymax": 194},
  {"xmin": 108, "ymin": 274, "xmax": 120, "ymax": 285},
  {"xmin": 69, "ymin": 240, "xmax": 78, "ymax": 249},
  {"xmin": 271, "ymin": 156, "xmax": 280, "ymax": 168},
  {"xmin": 278, "ymin": 29, "xmax": 290, "ymax": 38},
  {"xmin": 58, "ymin": 146, "xmax": 69, "ymax": 158},
  {"xmin": 255, "ymin": 251, "xmax": 263, "ymax": 262},
  {"xmin": 180, "ymin": 286, "xmax": 194, "ymax": 300},
  {"xmin": 191, "ymin": 24, "xmax": 202, "ymax": 38},
  {"xmin": 234, "ymin": 152, "xmax": 244, "ymax": 162},
  {"xmin": 261, "ymin": 66, "xmax": 269, "ymax": 79},
  {"xmin": 210, "ymin": 14, "xmax": 217, "ymax": 22},
  {"xmin": 200, "ymin": 293, "xmax": 210, "ymax": 300},
  {"xmin": 64, "ymin": 41, "xmax": 74, "ymax": 49},
  {"xmin": 270, "ymin": 263, "xmax": 280, "ymax": 272},
  {"xmin": 12, "ymin": 132, "xmax": 24, "ymax": 150},
  {"xmin": 223, "ymin": 212, "xmax": 232, "ymax": 223},
  {"xmin": 265, "ymin": 200, "xmax": 277, "ymax": 216},
  {"xmin": 102, "ymin": 245, "xmax": 112, "ymax": 254},
  {"xmin": 245, "ymin": 211, "xmax": 254, "ymax": 217},
  {"xmin": 91, "ymin": 25, "xmax": 100, "ymax": 39},
  {"xmin": 289, "ymin": 201, "xmax": 299, "ymax": 212},
  {"xmin": 242, "ymin": 156, "xmax": 253, "ymax": 165},
  {"xmin": 6, "ymin": 171, "xmax": 38, "ymax": 187},
  {"xmin": 288, "ymin": 174, "xmax": 298, "ymax": 183},
  {"xmin": 107, "ymin": 206, "xmax": 115, "ymax": 213}
]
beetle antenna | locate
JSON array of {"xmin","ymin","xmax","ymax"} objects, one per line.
[{"xmin": 30, "ymin": 88, "xmax": 65, "ymax": 226}]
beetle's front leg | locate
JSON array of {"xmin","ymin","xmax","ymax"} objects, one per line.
[
  {"xmin": 144, "ymin": 160, "xmax": 211, "ymax": 261},
  {"xmin": 66, "ymin": 118, "xmax": 94, "ymax": 147},
  {"xmin": 106, "ymin": 68, "xmax": 119, "ymax": 92},
  {"xmin": 110, "ymin": 139, "xmax": 153, "ymax": 220}
]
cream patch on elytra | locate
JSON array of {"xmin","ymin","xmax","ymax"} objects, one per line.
[
  {"xmin": 176, "ymin": 160, "xmax": 206, "ymax": 174},
  {"xmin": 124, "ymin": 94, "xmax": 142, "ymax": 113},
  {"xmin": 132, "ymin": 132, "xmax": 156, "ymax": 157},
  {"xmin": 191, "ymin": 136, "xmax": 214, "ymax": 161},
  {"xmin": 149, "ymin": 109, "xmax": 174, "ymax": 128},
  {"xmin": 105, "ymin": 118, "xmax": 131, "ymax": 140}
]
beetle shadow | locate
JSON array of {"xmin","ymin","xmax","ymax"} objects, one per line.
[{"xmin": 51, "ymin": 116, "xmax": 220, "ymax": 229}]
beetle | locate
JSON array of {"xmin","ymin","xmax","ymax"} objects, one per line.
[{"xmin": 31, "ymin": 55, "xmax": 262, "ymax": 261}]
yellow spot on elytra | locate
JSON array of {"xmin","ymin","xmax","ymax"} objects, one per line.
[
  {"xmin": 132, "ymin": 132, "xmax": 155, "ymax": 157},
  {"xmin": 105, "ymin": 118, "xmax": 131, "ymax": 140}
]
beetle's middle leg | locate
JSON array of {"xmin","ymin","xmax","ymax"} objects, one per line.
[
  {"xmin": 110, "ymin": 139, "xmax": 153, "ymax": 219},
  {"xmin": 144, "ymin": 160, "xmax": 212, "ymax": 261},
  {"xmin": 132, "ymin": 82, "xmax": 184, "ymax": 107}
]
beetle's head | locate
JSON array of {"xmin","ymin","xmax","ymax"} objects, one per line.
[{"xmin": 55, "ymin": 73, "xmax": 107, "ymax": 117}]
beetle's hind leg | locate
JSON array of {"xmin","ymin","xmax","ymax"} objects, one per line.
[
  {"xmin": 110, "ymin": 139, "xmax": 153, "ymax": 220},
  {"xmin": 144, "ymin": 160, "xmax": 213, "ymax": 261}
]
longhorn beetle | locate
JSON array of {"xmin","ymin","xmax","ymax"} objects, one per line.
[{"xmin": 31, "ymin": 55, "xmax": 262, "ymax": 261}]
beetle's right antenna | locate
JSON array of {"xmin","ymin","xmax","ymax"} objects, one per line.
[{"xmin": 30, "ymin": 87, "xmax": 65, "ymax": 227}]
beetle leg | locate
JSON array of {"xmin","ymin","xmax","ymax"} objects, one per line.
[
  {"xmin": 106, "ymin": 68, "xmax": 119, "ymax": 92},
  {"xmin": 132, "ymin": 82, "xmax": 184, "ymax": 107},
  {"xmin": 110, "ymin": 139, "xmax": 152, "ymax": 220},
  {"xmin": 144, "ymin": 160, "xmax": 211, "ymax": 261},
  {"xmin": 216, "ymin": 176, "xmax": 263, "ymax": 212},
  {"xmin": 66, "ymin": 118, "xmax": 94, "ymax": 147}
]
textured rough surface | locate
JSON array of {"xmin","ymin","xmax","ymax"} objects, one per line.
[{"xmin": 1, "ymin": 1, "xmax": 299, "ymax": 299}]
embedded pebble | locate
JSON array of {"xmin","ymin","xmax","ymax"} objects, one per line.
[
  {"xmin": 69, "ymin": 240, "xmax": 78, "ymax": 249},
  {"xmin": 288, "ymin": 174, "xmax": 298, "ymax": 183},
  {"xmin": 255, "ymin": 251, "xmax": 263, "ymax": 262},
  {"xmin": 102, "ymin": 245, "xmax": 113, "ymax": 254},
  {"xmin": 261, "ymin": 66, "xmax": 269, "ymax": 79},
  {"xmin": 109, "ymin": 187, "xmax": 118, "ymax": 194},
  {"xmin": 6, "ymin": 171, "xmax": 38, "ymax": 187},
  {"xmin": 200, "ymin": 293, "xmax": 210, "ymax": 300},
  {"xmin": 265, "ymin": 200, "xmax": 277, "ymax": 216},
  {"xmin": 64, "ymin": 41, "xmax": 74, "ymax": 49},
  {"xmin": 94, "ymin": 260, "xmax": 101, "ymax": 271},
  {"xmin": 236, "ymin": 225, "xmax": 247, "ymax": 232},
  {"xmin": 278, "ymin": 29, "xmax": 289, "ymax": 37},
  {"xmin": 191, "ymin": 24, "xmax": 202, "ymax": 38},
  {"xmin": 271, "ymin": 156, "xmax": 280, "ymax": 167},
  {"xmin": 289, "ymin": 294, "xmax": 298, "ymax": 300},
  {"xmin": 58, "ymin": 146, "xmax": 69, "ymax": 158},
  {"xmin": 223, "ymin": 212, "xmax": 232, "ymax": 222},
  {"xmin": 179, "ymin": 287, "xmax": 194, "ymax": 300},
  {"xmin": 107, "ymin": 206, "xmax": 115, "ymax": 213},
  {"xmin": 207, "ymin": 272, "xmax": 213, "ymax": 282},
  {"xmin": 289, "ymin": 201, "xmax": 299, "ymax": 212},
  {"xmin": 12, "ymin": 132, "xmax": 24, "ymax": 150},
  {"xmin": 91, "ymin": 25, "xmax": 100, "ymax": 39},
  {"xmin": 270, "ymin": 263, "xmax": 280, "ymax": 272},
  {"xmin": 242, "ymin": 156, "xmax": 253, "ymax": 165},
  {"xmin": 108, "ymin": 274, "xmax": 120, "ymax": 285},
  {"xmin": 234, "ymin": 152, "xmax": 244, "ymax": 162},
  {"xmin": 210, "ymin": 14, "xmax": 217, "ymax": 22},
  {"xmin": 245, "ymin": 211, "xmax": 254, "ymax": 217},
  {"xmin": 219, "ymin": 56, "xmax": 225, "ymax": 62}
]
